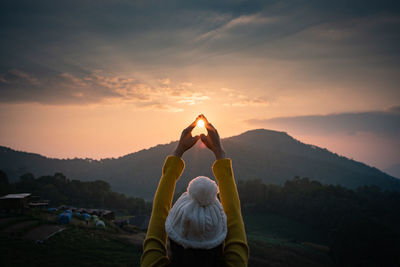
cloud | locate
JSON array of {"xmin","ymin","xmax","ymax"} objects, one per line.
[
  {"xmin": 136, "ymin": 102, "xmax": 184, "ymax": 113},
  {"xmin": 0, "ymin": 69, "xmax": 40, "ymax": 86},
  {"xmin": 177, "ymin": 94, "xmax": 210, "ymax": 105},
  {"xmin": 0, "ymin": 69, "xmax": 209, "ymax": 111},
  {"xmin": 223, "ymin": 97, "xmax": 269, "ymax": 107},
  {"xmin": 220, "ymin": 88, "xmax": 269, "ymax": 107},
  {"xmin": 0, "ymin": 0, "xmax": 399, "ymax": 109},
  {"xmin": 2, "ymin": 1, "xmax": 399, "ymax": 68},
  {"xmin": 197, "ymin": 13, "xmax": 280, "ymax": 41},
  {"xmin": 159, "ymin": 82, "xmax": 210, "ymax": 106},
  {"xmin": 245, "ymin": 107, "xmax": 400, "ymax": 137}
]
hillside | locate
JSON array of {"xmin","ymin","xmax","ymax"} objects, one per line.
[
  {"xmin": 1, "ymin": 129, "xmax": 399, "ymax": 199},
  {"xmin": 385, "ymin": 163, "xmax": 400, "ymax": 179}
]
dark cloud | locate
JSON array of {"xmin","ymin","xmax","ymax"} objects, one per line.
[
  {"xmin": 245, "ymin": 107, "xmax": 400, "ymax": 137},
  {"xmin": 0, "ymin": 69, "xmax": 210, "ymax": 108},
  {"xmin": 0, "ymin": 0, "xmax": 399, "ymax": 104},
  {"xmin": 0, "ymin": 69, "xmax": 123, "ymax": 104},
  {"xmin": 0, "ymin": 69, "xmax": 40, "ymax": 86},
  {"xmin": 1, "ymin": 1, "xmax": 399, "ymax": 65}
]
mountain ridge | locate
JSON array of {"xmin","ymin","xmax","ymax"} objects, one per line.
[{"xmin": 1, "ymin": 129, "xmax": 399, "ymax": 199}]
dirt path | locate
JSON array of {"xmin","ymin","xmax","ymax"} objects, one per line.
[
  {"xmin": 116, "ymin": 232, "xmax": 145, "ymax": 245},
  {"xmin": 23, "ymin": 224, "xmax": 65, "ymax": 241}
]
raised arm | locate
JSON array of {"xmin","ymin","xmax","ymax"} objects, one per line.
[
  {"xmin": 141, "ymin": 117, "xmax": 201, "ymax": 267},
  {"xmin": 213, "ymin": 158, "xmax": 249, "ymax": 266},
  {"xmin": 200, "ymin": 114, "xmax": 249, "ymax": 266}
]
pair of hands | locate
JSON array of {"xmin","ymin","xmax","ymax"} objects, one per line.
[{"xmin": 173, "ymin": 114, "xmax": 226, "ymax": 160}]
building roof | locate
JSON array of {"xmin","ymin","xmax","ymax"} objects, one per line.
[
  {"xmin": 29, "ymin": 202, "xmax": 49, "ymax": 207},
  {"xmin": 0, "ymin": 193, "xmax": 31, "ymax": 199}
]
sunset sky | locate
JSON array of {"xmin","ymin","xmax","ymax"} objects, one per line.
[{"xmin": 1, "ymin": 1, "xmax": 399, "ymax": 174}]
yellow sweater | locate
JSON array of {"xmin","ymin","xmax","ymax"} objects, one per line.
[{"xmin": 141, "ymin": 156, "xmax": 249, "ymax": 267}]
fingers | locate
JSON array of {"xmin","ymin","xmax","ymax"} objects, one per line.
[
  {"xmin": 191, "ymin": 135, "xmax": 200, "ymax": 145},
  {"xmin": 200, "ymin": 114, "xmax": 213, "ymax": 130},
  {"xmin": 185, "ymin": 135, "xmax": 199, "ymax": 148},
  {"xmin": 200, "ymin": 133, "xmax": 212, "ymax": 150},
  {"xmin": 184, "ymin": 114, "xmax": 217, "ymax": 137},
  {"xmin": 206, "ymin": 123, "xmax": 215, "ymax": 132},
  {"xmin": 200, "ymin": 133, "xmax": 207, "ymax": 143},
  {"xmin": 186, "ymin": 115, "xmax": 201, "ymax": 132},
  {"xmin": 196, "ymin": 114, "xmax": 218, "ymax": 140},
  {"xmin": 199, "ymin": 114, "xmax": 209, "ymax": 124},
  {"xmin": 205, "ymin": 124, "xmax": 217, "ymax": 137},
  {"xmin": 183, "ymin": 122, "xmax": 196, "ymax": 135},
  {"xmin": 199, "ymin": 115, "xmax": 216, "ymax": 132}
]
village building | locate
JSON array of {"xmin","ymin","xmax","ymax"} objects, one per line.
[
  {"xmin": 0, "ymin": 193, "xmax": 31, "ymax": 212},
  {"xmin": 28, "ymin": 200, "xmax": 49, "ymax": 208}
]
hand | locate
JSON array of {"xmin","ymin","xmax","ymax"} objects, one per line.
[
  {"xmin": 199, "ymin": 115, "xmax": 226, "ymax": 160},
  {"xmin": 173, "ymin": 116, "xmax": 201, "ymax": 158}
]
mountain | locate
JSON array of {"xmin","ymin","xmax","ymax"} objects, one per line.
[
  {"xmin": 1, "ymin": 129, "xmax": 399, "ymax": 199},
  {"xmin": 385, "ymin": 163, "xmax": 400, "ymax": 179}
]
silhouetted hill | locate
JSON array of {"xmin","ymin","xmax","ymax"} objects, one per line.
[
  {"xmin": 385, "ymin": 163, "xmax": 400, "ymax": 179},
  {"xmin": 1, "ymin": 129, "xmax": 399, "ymax": 199}
]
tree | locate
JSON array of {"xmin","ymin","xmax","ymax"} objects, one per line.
[
  {"xmin": 0, "ymin": 170, "xmax": 10, "ymax": 195},
  {"xmin": 20, "ymin": 172, "xmax": 35, "ymax": 181},
  {"xmin": 0, "ymin": 170, "xmax": 9, "ymax": 185}
]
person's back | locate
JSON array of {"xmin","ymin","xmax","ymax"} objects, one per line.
[
  {"xmin": 141, "ymin": 114, "xmax": 249, "ymax": 267},
  {"xmin": 169, "ymin": 239, "xmax": 223, "ymax": 267}
]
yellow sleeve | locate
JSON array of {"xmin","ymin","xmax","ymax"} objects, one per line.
[
  {"xmin": 140, "ymin": 155, "xmax": 185, "ymax": 267},
  {"xmin": 213, "ymin": 158, "xmax": 249, "ymax": 267}
]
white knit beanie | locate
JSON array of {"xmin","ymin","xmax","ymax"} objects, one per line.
[{"xmin": 165, "ymin": 176, "xmax": 227, "ymax": 249}]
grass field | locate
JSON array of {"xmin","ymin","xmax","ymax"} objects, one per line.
[
  {"xmin": 244, "ymin": 213, "xmax": 334, "ymax": 267},
  {"xmin": 0, "ymin": 212, "xmax": 143, "ymax": 267},
  {"xmin": 1, "ymin": 226, "xmax": 142, "ymax": 266},
  {"xmin": 0, "ymin": 211, "xmax": 335, "ymax": 266},
  {"xmin": 244, "ymin": 213, "xmax": 329, "ymax": 245}
]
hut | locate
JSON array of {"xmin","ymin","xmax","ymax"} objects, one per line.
[
  {"xmin": 101, "ymin": 210, "xmax": 115, "ymax": 220},
  {"xmin": 29, "ymin": 199, "xmax": 49, "ymax": 209},
  {"xmin": 0, "ymin": 193, "xmax": 31, "ymax": 212}
]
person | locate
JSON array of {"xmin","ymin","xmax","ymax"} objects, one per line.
[{"xmin": 141, "ymin": 114, "xmax": 249, "ymax": 267}]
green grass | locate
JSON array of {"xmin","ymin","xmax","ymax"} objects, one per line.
[
  {"xmin": 10, "ymin": 220, "xmax": 41, "ymax": 237},
  {"xmin": 248, "ymin": 239, "xmax": 334, "ymax": 267},
  {"xmin": 0, "ymin": 224, "xmax": 142, "ymax": 266},
  {"xmin": 244, "ymin": 213, "xmax": 329, "ymax": 245},
  {"xmin": 115, "ymin": 215, "xmax": 133, "ymax": 221},
  {"xmin": 1, "ymin": 211, "xmax": 334, "ymax": 266},
  {"xmin": 0, "ymin": 215, "xmax": 33, "ymax": 230},
  {"xmin": 244, "ymin": 213, "xmax": 334, "ymax": 266}
]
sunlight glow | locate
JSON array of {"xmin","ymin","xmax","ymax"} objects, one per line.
[{"xmin": 197, "ymin": 119, "xmax": 205, "ymax": 128}]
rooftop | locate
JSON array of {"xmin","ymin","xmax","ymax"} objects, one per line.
[{"xmin": 0, "ymin": 193, "xmax": 31, "ymax": 199}]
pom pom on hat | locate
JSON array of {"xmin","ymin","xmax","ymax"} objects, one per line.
[
  {"xmin": 188, "ymin": 176, "xmax": 218, "ymax": 206},
  {"xmin": 165, "ymin": 176, "xmax": 227, "ymax": 249}
]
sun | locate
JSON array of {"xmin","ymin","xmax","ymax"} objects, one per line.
[{"xmin": 197, "ymin": 119, "xmax": 205, "ymax": 128}]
